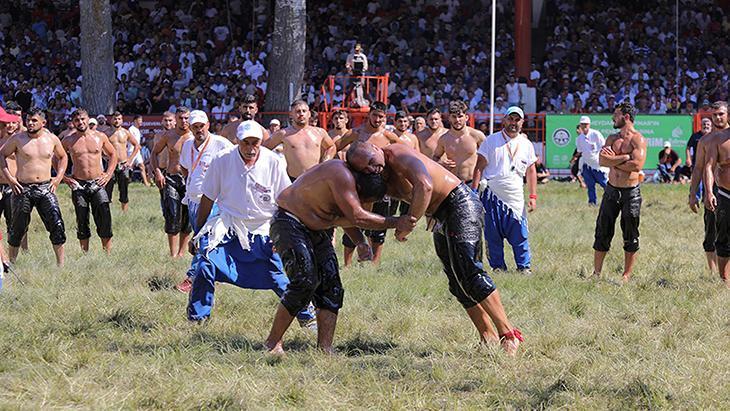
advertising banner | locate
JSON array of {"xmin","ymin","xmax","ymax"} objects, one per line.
[{"xmin": 545, "ymin": 114, "xmax": 694, "ymax": 169}]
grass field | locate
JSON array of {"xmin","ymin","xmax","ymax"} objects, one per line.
[{"xmin": 0, "ymin": 181, "xmax": 728, "ymax": 409}]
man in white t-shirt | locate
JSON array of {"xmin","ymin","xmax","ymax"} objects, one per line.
[
  {"xmin": 186, "ymin": 120, "xmax": 316, "ymax": 329},
  {"xmin": 175, "ymin": 110, "xmax": 233, "ymax": 292},
  {"xmin": 128, "ymin": 115, "xmax": 150, "ymax": 186},
  {"xmin": 576, "ymin": 115, "xmax": 608, "ymax": 205},
  {"xmin": 473, "ymin": 107, "xmax": 538, "ymax": 273}
]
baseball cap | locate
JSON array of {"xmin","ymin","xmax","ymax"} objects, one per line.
[
  {"xmin": 269, "ymin": 118, "xmax": 280, "ymax": 126},
  {"xmin": 236, "ymin": 120, "xmax": 263, "ymax": 141},
  {"xmin": 189, "ymin": 110, "xmax": 208, "ymax": 125},
  {"xmin": 89, "ymin": 118, "xmax": 98, "ymax": 125},
  {"xmin": 0, "ymin": 106, "xmax": 20, "ymax": 123},
  {"xmin": 579, "ymin": 115, "xmax": 591, "ymax": 124},
  {"xmin": 506, "ymin": 106, "xmax": 524, "ymax": 119},
  {"xmin": 663, "ymin": 141, "xmax": 671, "ymax": 148}
]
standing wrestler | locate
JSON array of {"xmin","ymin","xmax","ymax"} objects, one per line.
[
  {"xmin": 151, "ymin": 107, "xmax": 193, "ymax": 258},
  {"xmin": 61, "ymin": 109, "xmax": 118, "ymax": 253},
  {"xmin": 264, "ymin": 159, "xmax": 416, "ymax": 355},
  {"xmin": 106, "ymin": 112, "xmax": 141, "ymax": 212},
  {"xmin": 393, "ymin": 111, "xmax": 420, "ymax": 151},
  {"xmin": 347, "ymin": 142, "xmax": 523, "ymax": 354},
  {"xmin": 0, "ymin": 108, "xmax": 68, "ymax": 266},
  {"xmin": 473, "ymin": 107, "xmax": 537, "ymax": 273},
  {"xmin": 328, "ymin": 110, "xmax": 350, "ymax": 158},
  {"xmin": 0, "ymin": 104, "xmax": 28, "ymax": 251},
  {"xmin": 219, "ymin": 94, "xmax": 269, "ymax": 144},
  {"xmin": 263, "ymin": 100, "xmax": 336, "ymax": 181},
  {"xmin": 334, "ymin": 101, "xmax": 403, "ymax": 265},
  {"xmin": 433, "ymin": 101, "xmax": 485, "ymax": 187},
  {"xmin": 152, "ymin": 112, "xmax": 174, "ymax": 213},
  {"xmin": 592, "ymin": 102, "xmax": 647, "ymax": 282},
  {"xmin": 416, "ymin": 108, "xmax": 448, "ymax": 158},
  {"xmin": 689, "ymin": 102, "xmax": 728, "ymax": 275}
]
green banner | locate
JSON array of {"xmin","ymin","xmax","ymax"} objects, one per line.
[{"xmin": 545, "ymin": 114, "xmax": 694, "ymax": 169}]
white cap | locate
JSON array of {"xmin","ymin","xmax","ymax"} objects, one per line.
[
  {"xmin": 579, "ymin": 115, "xmax": 591, "ymax": 124},
  {"xmin": 236, "ymin": 120, "xmax": 263, "ymax": 141},
  {"xmin": 269, "ymin": 118, "xmax": 280, "ymax": 126},
  {"xmin": 189, "ymin": 110, "xmax": 208, "ymax": 125},
  {"xmin": 663, "ymin": 141, "xmax": 671, "ymax": 148},
  {"xmin": 89, "ymin": 118, "xmax": 98, "ymax": 125},
  {"xmin": 505, "ymin": 106, "xmax": 524, "ymax": 119}
]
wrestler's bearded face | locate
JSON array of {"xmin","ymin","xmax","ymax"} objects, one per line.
[
  {"xmin": 4, "ymin": 119, "xmax": 20, "ymax": 135},
  {"xmin": 26, "ymin": 114, "xmax": 45, "ymax": 133},
  {"xmin": 240, "ymin": 103, "xmax": 257, "ymax": 121},
  {"xmin": 73, "ymin": 113, "xmax": 89, "ymax": 132},
  {"xmin": 176, "ymin": 112, "xmax": 190, "ymax": 131},
  {"xmin": 712, "ymin": 107, "xmax": 728, "ymax": 129},
  {"xmin": 111, "ymin": 115, "xmax": 123, "ymax": 128},
  {"xmin": 427, "ymin": 113, "xmax": 442, "ymax": 130},
  {"xmin": 612, "ymin": 110, "xmax": 626, "ymax": 129},
  {"xmin": 291, "ymin": 104, "xmax": 310, "ymax": 127},
  {"xmin": 368, "ymin": 110, "xmax": 386, "ymax": 129},
  {"xmin": 162, "ymin": 115, "xmax": 175, "ymax": 130},
  {"xmin": 449, "ymin": 111, "xmax": 467, "ymax": 130},
  {"xmin": 395, "ymin": 117, "xmax": 409, "ymax": 132},
  {"xmin": 349, "ymin": 146, "xmax": 385, "ymax": 175}
]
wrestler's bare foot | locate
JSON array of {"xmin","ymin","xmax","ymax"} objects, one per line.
[
  {"xmin": 621, "ymin": 274, "xmax": 631, "ymax": 283},
  {"xmin": 121, "ymin": 203, "xmax": 129, "ymax": 212},
  {"xmin": 591, "ymin": 271, "xmax": 601, "ymax": 280},
  {"xmin": 265, "ymin": 341, "xmax": 285, "ymax": 356},
  {"xmin": 318, "ymin": 345, "xmax": 336, "ymax": 355},
  {"xmin": 499, "ymin": 329, "xmax": 523, "ymax": 356}
]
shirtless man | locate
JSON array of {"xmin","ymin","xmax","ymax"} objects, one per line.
[
  {"xmin": 0, "ymin": 108, "xmax": 68, "ymax": 266},
  {"xmin": 264, "ymin": 160, "xmax": 416, "ymax": 355},
  {"xmin": 328, "ymin": 110, "xmax": 350, "ymax": 159},
  {"xmin": 393, "ymin": 111, "xmax": 420, "ymax": 151},
  {"xmin": 58, "ymin": 119, "xmax": 76, "ymax": 141},
  {"xmin": 433, "ymin": 101, "xmax": 485, "ymax": 186},
  {"xmin": 701, "ymin": 105, "xmax": 730, "ymax": 287},
  {"xmin": 0, "ymin": 104, "xmax": 28, "ymax": 251},
  {"xmin": 105, "ymin": 112, "xmax": 141, "ymax": 212},
  {"xmin": 219, "ymin": 94, "xmax": 269, "ymax": 144},
  {"xmin": 416, "ymin": 108, "xmax": 448, "ymax": 158},
  {"xmin": 151, "ymin": 107, "xmax": 193, "ymax": 258},
  {"xmin": 334, "ymin": 101, "xmax": 403, "ymax": 265},
  {"xmin": 263, "ymin": 100, "xmax": 336, "ymax": 181},
  {"xmin": 346, "ymin": 142, "xmax": 523, "ymax": 355},
  {"xmin": 593, "ymin": 102, "xmax": 647, "ymax": 283},
  {"xmin": 688, "ymin": 102, "xmax": 729, "ymax": 275},
  {"xmin": 62, "ymin": 109, "xmax": 118, "ymax": 253},
  {"xmin": 152, "ymin": 112, "xmax": 174, "ymax": 214}
]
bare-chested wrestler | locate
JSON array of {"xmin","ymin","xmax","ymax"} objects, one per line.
[
  {"xmin": 0, "ymin": 103, "xmax": 28, "ymax": 251},
  {"xmin": 334, "ymin": 101, "xmax": 403, "ymax": 265},
  {"xmin": 593, "ymin": 102, "xmax": 647, "ymax": 283},
  {"xmin": 58, "ymin": 118, "xmax": 76, "ymax": 141},
  {"xmin": 264, "ymin": 160, "xmax": 417, "ymax": 355},
  {"xmin": 328, "ymin": 110, "xmax": 350, "ymax": 159},
  {"xmin": 416, "ymin": 108, "xmax": 448, "ymax": 158},
  {"xmin": 152, "ymin": 112, "xmax": 174, "ymax": 214},
  {"xmin": 263, "ymin": 99, "xmax": 336, "ymax": 181},
  {"xmin": 433, "ymin": 101, "xmax": 486, "ymax": 187},
  {"xmin": 105, "ymin": 112, "xmax": 141, "ymax": 212},
  {"xmin": 346, "ymin": 142, "xmax": 523, "ymax": 355},
  {"xmin": 62, "ymin": 109, "xmax": 118, "ymax": 253},
  {"xmin": 0, "ymin": 108, "xmax": 68, "ymax": 266},
  {"xmin": 393, "ymin": 111, "xmax": 420, "ymax": 151},
  {"xmin": 701, "ymin": 108, "xmax": 730, "ymax": 287},
  {"xmin": 151, "ymin": 107, "xmax": 193, "ymax": 258},
  {"xmin": 688, "ymin": 102, "xmax": 729, "ymax": 275},
  {"xmin": 219, "ymin": 94, "xmax": 269, "ymax": 144}
]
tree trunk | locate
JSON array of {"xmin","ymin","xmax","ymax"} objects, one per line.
[
  {"xmin": 265, "ymin": 0, "xmax": 306, "ymax": 112},
  {"xmin": 79, "ymin": 0, "xmax": 115, "ymax": 115}
]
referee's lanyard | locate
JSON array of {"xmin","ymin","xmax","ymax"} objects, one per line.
[
  {"xmin": 189, "ymin": 135, "xmax": 211, "ymax": 178},
  {"xmin": 502, "ymin": 130, "xmax": 517, "ymax": 172}
]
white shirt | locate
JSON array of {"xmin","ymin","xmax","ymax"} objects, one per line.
[
  {"xmin": 179, "ymin": 133, "xmax": 233, "ymax": 205},
  {"xmin": 576, "ymin": 128, "xmax": 606, "ymax": 171},
  {"xmin": 478, "ymin": 131, "xmax": 537, "ymax": 218},
  {"xmin": 198, "ymin": 145, "xmax": 290, "ymax": 253}
]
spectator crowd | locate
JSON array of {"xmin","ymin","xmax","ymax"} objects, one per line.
[{"xmin": 0, "ymin": 0, "xmax": 728, "ymax": 134}]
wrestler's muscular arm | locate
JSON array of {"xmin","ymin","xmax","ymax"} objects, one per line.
[
  {"xmin": 472, "ymin": 154, "xmax": 488, "ymax": 190},
  {"xmin": 599, "ymin": 134, "xmax": 630, "ymax": 167},
  {"xmin": 0, "ymin": 137, "xmax": 21, "ymax": 194},
  {"xmin": 329, "ymin": 172, "xmax": 400, "ymax": 230},
  {"xmin": 335, "ymin": 129, "xmax": 358, "ymax": 152},
  {"xmin": 614, "ymin": 134, "xmax": 647, "ymax": 173},
  {"xmin": 319, "ymin": 129, "xmax": 336, "ymax": 161},
  {"xmin": 704, "ymin": 140, "xmax": 719, "ymax": 211},
  {"xmin": 150, "ymin": 132, "xmax": 168, "ymax": 188},
  {"xmin": 98, "ymin": 133, "xmax": 118, "ymax": 187},
  {"xmin": 50, "ymin": 135, "xmax": 68, "ymax": 193},
  {"xmin": 262, "ymin": 129, "xmax": 285, "ymax": 151},
  {"xmin": 689, "ymin": 138, "xmax": 708, "ymax": 212},
  {"xmin": 383, "ymin": 130, "xmax": 405, "ymax": 145},
  {"xmin": 388, "ymin": 152, "xmax": 434, "ymax": 239}
]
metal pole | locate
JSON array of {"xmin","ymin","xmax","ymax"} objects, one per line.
[
  {"xmin": 675, "ymin": 0, "xmax": 679, "ymax": 96},
  {"xmin": 489, "ymin": 0, "xmax": 496, "ymax": 134}
]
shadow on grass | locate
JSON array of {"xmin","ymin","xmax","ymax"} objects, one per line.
[
  {"xmin": 337, "ymin": 333, "xmax": 398, "ymax": 356},
  {"xmin": 102, "ymin": 308, "xmax": 154, "ymax": 333},
  {"xmin": 146, "ymin": 274, "xmax": 177, "ymax": 292}
]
